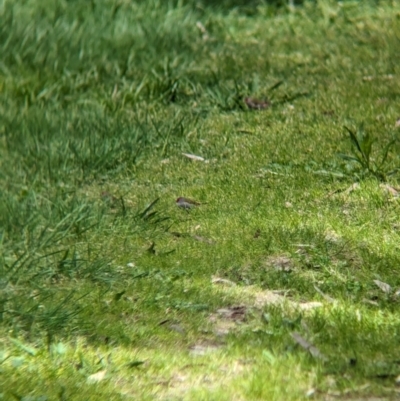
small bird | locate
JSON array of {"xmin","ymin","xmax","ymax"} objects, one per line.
[
  {"xmin": 176, "ymin": 197, "xmax": 202, "ymax": 209},
  {"xmin": 244, "ymin": 97, "xmax": 270, "ymax": 110},
  {"xmin": 100, "ymin": 191, "xmax": 119, "ymax": 208}
]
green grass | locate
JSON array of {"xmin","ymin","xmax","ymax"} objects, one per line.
[{"xmin": 1, "ymin": 0, "xmax": 400, "ymax": 399}]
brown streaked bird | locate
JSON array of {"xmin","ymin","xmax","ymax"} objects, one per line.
[
  {"xmin": 176, "ymin": 197, "xmax": 202, "ymax": 209},
  {"xmin": 244, "ymin": 97, "xmax": 270, "ymax": 110},
  {"xmin": 100, "ymin": 191, "xmax": 119, "ymax": 208}
]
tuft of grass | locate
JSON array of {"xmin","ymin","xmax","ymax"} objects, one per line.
[{"xmin": 336, "ymin": 123, "xmax": 400, "ymax": 181}]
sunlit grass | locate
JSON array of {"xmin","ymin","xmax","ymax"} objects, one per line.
[{"xmin": 1, "ymin": 0, "xmax": 400, "ymax": 399}]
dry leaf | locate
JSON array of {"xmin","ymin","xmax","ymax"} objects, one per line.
[
  {"xmin": 87, "ymin": 369, "xmax": 107, "ymax": 383},
  {"xmin": 373, "ymin": 280, "xmax": 392, "ymax": 294},
  {"xmin": 395, "ymin": 119, "xmax": 400, "ymax": 128},
  {"xmin": 182, "ymin": 153, "xmax": 205, "ymax": 161},
  {"xmin": 291, "ymin": 332, "xmax": 326, "ymax": 360}
]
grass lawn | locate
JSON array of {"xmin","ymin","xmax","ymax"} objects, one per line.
[{"xmin": 1, "ymin": 0, "xmax": 400, "ymax": 399}]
